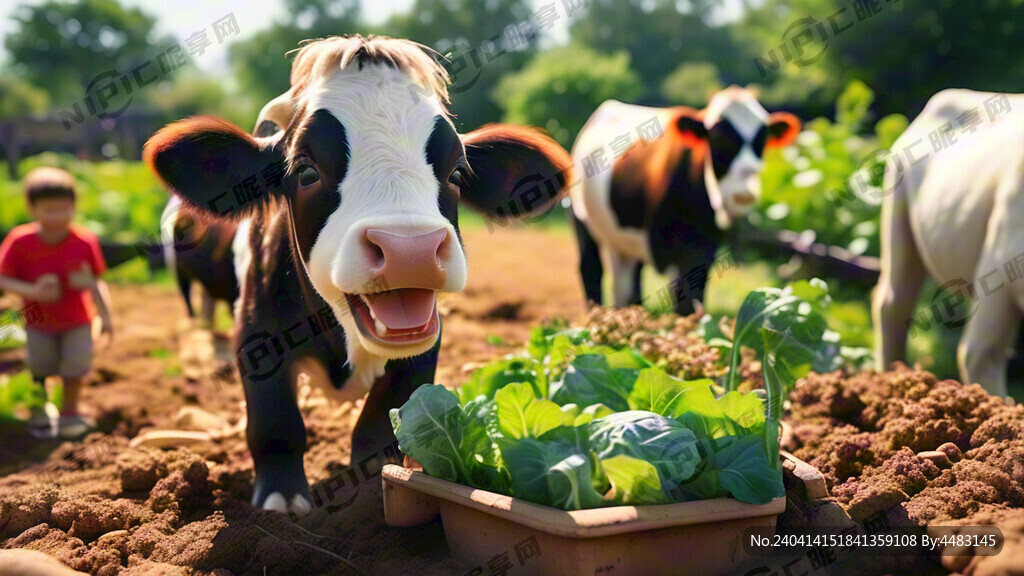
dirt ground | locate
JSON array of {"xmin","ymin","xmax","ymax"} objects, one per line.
[{"xmin": 1, "ymin": 223, "xmax": 1022, "ymax": 576}]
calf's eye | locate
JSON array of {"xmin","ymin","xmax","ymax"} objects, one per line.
[{"xmin": 298, "ymin": 165, "xmax": 320, "ymax": 187}]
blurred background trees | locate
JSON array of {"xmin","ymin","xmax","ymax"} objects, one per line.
[
  {"xmin": 3, "ymin": 0, "xmax": 1022, "ymax": 136},
  {"xmin": 4, "ymin": 0, "xmax": 168, "ymax": 105}
]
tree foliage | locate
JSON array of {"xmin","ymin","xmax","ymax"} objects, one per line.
[
  {"xmin": 0, "ymin": 76, "xmax": 50, "ymax": 118},
  {"xmin": 494, "ymin": 45, "xmax": 642, "ymax": 147},
  {"xmin": 4, "ymin": 0, "xmax": 166, "ymax": 104}
]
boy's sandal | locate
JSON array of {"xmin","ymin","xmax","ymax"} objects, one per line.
[
  {"xmin": 27, "ymin": 402, "xmax": 61, "ymax": 439},
  {"xmin": 57, "ymin": 415, "xmax": 97, "ymax": 439}
]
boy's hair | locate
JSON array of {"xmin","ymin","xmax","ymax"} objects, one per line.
[{"xmin": 23, "ymin": 167, "xmax": 76, "ymax": 205}]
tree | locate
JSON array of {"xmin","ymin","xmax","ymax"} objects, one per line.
[
  {"xmin": 735, "ymin": 0, "xmax": 1024, "ymax": 118},
  {"xmin": 386, "ymin": 0, "xmax": 540, "ymax": 131},
  {"xmin": 569, "ymin": 0, "xmax": 745, "ymax": 105},
  {"xmin": 4, "ymin": 0, "xmax": 167, "ymax": 105},
  {"xmin": 0, "ymin": 77, "xmax": 50, "ymax": 119},
  {"xmin": 494, "ymin": 45, "xmax": 642, "ymax": 147},
  {"xmin": 660, "ymin": 62, "xmax": 724, "ymax": 108},
  {"xmin": 228, "ymin": 0, "xmax": 370, "ymax": 108}
]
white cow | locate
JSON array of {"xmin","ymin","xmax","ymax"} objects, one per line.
[{"xmin": 874, "ymin": 89, "xmax": 1024, "ymax": 396}]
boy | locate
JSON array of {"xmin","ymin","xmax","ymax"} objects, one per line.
[{"xmin": 0, "ymin": 167, "xmax": 113, "ymax": 438}]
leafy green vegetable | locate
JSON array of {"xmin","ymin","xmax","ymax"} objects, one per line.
[
  {"xmin": 390, "ymin": 385, "xmax": 472, "ymax": 483},
  {"xmin": 676, "ymin": 435, "xmax": 785, "ymax": 504},
  {"xmin": 550, "ymin": 354, "xmax": 638, "ymax": 412},
  {"xmin": 461, "ymin": 396, "xmax": 508, "ymax": 492},
  {"xmin": 0, "ymin": 370, "xmax": 46, "ymax": 422},
  {"xmin": 722, "ymin": 279, "xmax": 834, "ymax": 470},
  {"xmin": 392, "ymin": 283, "xmax": 837, "ymax": 510},
  {"xmin": 499, "ymin": 437, "xmax": 607, "ymax": 510},
  {"xmin": 457, "ymin": 357, "xmax": 543, "ymax": 404},
  {"xmin": 494, "ymin": 382, "xmax": 572, "ymax": 439},
  {"xmin": 600, "ymin": 455, "xmax": 667, "ymax": 505},
  {"xmin": 573, "ymin": 403, "xmax": 615, "ymax": 425},
  {"xmin": 588, "ymin": 411, "xmax": 700, "ymax": 490}
]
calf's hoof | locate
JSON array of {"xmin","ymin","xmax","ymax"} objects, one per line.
[
  {"xmin": 253, "ymin": 465, "xmax": 314, "ymax": 515},
  {"xmin": 261, "ymin": 491, "xmax": 313, "ymax": 515}
]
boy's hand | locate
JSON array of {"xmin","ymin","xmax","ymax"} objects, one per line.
[
  {"xmin": 33, "ymin": 274, "xmax": 61, "ymax": 303},
  {"xmin": 96, "ymin": 316, "xmax": 114, "ymax": 350},
  {"xmin": 69, "ymin": 263, "xmax": 97, "ymax": 290}
]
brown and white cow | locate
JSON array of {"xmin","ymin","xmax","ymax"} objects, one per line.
[
  {"xmin": 144, "ymin": 36, "xmax": 571, "ymax": 513},
  {"xmin": 569, "ymin": 87, "xmax": 800, "ymax": 314},
  {"xmin": 874, "ymin": 89, "xmax": 1024, "ymax": 397}
]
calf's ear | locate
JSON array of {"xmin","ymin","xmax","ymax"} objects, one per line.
[
  {"xmin": 144, "ymin": 116, "xmax": 292, "ymax": 221},
  {"xmin": 766, "ymin": 111, "xmax": 801, "ymax": 148},
  {"xmin": 460, "ymin": 124, "xmax": 572, "ymax": 221},
  {"xmin": 673, "ymin": 108, "xmax": 708, "ymax": 148}
]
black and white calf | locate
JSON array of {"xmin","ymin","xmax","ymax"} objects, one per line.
[
  {"xmin": 570, "ymin": 87, "xmax": 800, "ymax": 314},
  {"xmin": 158, "ymin": 96, "xmax": 291, "ymax": 325},
  {"xmin": 145, "ymin": 36, "xmax": 571, "ymax": 513}
]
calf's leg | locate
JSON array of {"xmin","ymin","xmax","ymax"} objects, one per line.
[
  {"xmin": 351, "ymin": 335, "xmax": 440, "ymax": 466},
  {"xmin": 200, "ymin": 286, "xmax": 217, "ymax": 329},
  {"xmin": 239, "ymin": 345, "xmax": 311, "ymax": 513},
  {"xmin": 629, "ymin": 261, "xmax": 644, "ymax": 306},
  {"xmin": 572, "ymin": 212, "xmax": 604, "ymax": 306},
  {"xmin": 608, "ymin": 250, "xmax": 641, "ymax": 308}
]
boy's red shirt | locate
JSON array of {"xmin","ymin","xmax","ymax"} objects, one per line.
[{"xmin": 0, "ymin": 223, "xmax": 107, "ymax": 333}]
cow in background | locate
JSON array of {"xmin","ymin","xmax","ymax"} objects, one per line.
[
  {"xmin": 159, "ymin": 96, "xmax": 288, "ymax": 326},
  {"xmin": 874, "ymin": 89, "xmax": 1024, "ymax": 397},
  {"xmin": 569, "ymin": 87, "xmax": 800, "ymax": 314},
  {"xmin": 145, "ymin": 35, "xmax": 571, "ymax": 513}
]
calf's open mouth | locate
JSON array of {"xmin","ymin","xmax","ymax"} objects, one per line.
[{"xmin": 346, "ymin": 288, "xmax": 439, "ymax": 346}]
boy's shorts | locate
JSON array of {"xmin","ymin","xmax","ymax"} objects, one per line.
[{"xmin": 25, "ymin": 325, "xmax": 93, "ymax": 379}]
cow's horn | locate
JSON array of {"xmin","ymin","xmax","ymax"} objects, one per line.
[{"xmin": 253, "ymin": 90, "xmax": 296, "ymax": 135}]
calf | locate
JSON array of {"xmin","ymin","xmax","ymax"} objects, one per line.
[
  {"xmin": 160, "ymin": 196, "xmax": 242, "ymax": 325},
  {"xmin": 158, "ymin": 97, "xmax": 286, "ymax": 325},
  {"xmin": 144, "ymin": 35, "xmax": 570, "ymax": 513},
  {"xmin": 570, "ymin": 87, "xmax": 800, "ymax": 314},
  {"xmin": 874, "ymin": 89, "xmax": 1024, "ymax": 397}
]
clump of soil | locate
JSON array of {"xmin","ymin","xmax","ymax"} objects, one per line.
[
  {"xmin": 587, "ymin": 305, "xmax": 766, "ymax": 388},
  {"xmin": 788, "ymin": 363, "xmax": 1024, "ymax": 575}
]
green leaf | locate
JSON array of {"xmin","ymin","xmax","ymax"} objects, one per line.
[
  {"xmin": 458, "ymin": 357, "xmax": 543, "ymax": 403},
  {"xmin": 728, "ymin": 281, "xmax": 831, "ymax": 391},
  {"xmin": 390, "ymin": 385, "xmax": 470, "ymax": 483},
  {"xmin": 627, "ymin": 368, "xmax": 714, "ymax": 417},
  {"xmin": 677, "ymin": 435, "xmax": 783, "ymax": 504},
  {"xmin": 717, "ymin": 391, "xmax": 766, "ymax": 431},
  {"xmin": 714, "ymin": 435, "xmax": 785, "ymax": 505},
  {"xmin": 495, "ymin": 382, "xmax": 568, "ymax": 439},
  {"xmin": 600, "ymin": 455, "xmax": 668, "ymax": 505},
  {"xmin": 588, "ymin": 411, "xmax": 701, "ymax": 487},
  {"xmin": 499, "ymin": 437, "xmax": 608, "ymax": 510},
  {"xmin": 461, "ymin": 396, "xmax": 508, "ymax": 492},
  {"xmin": 550, "ymin": 354, "xmax": 637, "ymax": 411},
  {"xmin": 573, "ymin": 403, "xmax": 615, "ymax": 426}
]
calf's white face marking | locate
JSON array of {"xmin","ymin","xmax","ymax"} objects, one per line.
[
  {"xmin": 702, "ymin": 91, "xmax": 771, "ymax": 222},
  {"xmin": 296, "ymin": 64, "xmax": 467, "ymax": 361}
]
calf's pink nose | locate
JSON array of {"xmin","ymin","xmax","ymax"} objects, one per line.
[{"xmin": 364, "ymin": 228, "xmax": 449, "ymax": 290}]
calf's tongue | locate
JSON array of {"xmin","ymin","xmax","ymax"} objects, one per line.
[{"xmin": 363, "ymin": 288, "xmax": 436, "ymax": 330}]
